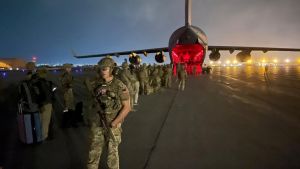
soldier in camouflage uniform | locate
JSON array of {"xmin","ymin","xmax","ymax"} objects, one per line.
[
  {"xmin": 177, "ymin": 63, "xmax": 188, "ymax": 91},
  {"xmin": 60, "ymin": 63, "xmax": 75, "ymax": 112},
  {"xmin": 150, "ymin": 66, "xmax": 161, "ymax": 92},
  {"xmin": 164, "ymin": 64, "xmax": 173, "ymax": 88},
  {"xmin": 119, "ymin": 62, "xmax": 135, "ymax": 110},
  {"xmin": 138, "ymin": 63, "xmax": 148, "ymax": 95},
  {"xmin": 87, "ymin": 57, "xmax": 131, "ymax": 169}
]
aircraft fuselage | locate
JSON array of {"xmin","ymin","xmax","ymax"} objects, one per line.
[{"xmin": 168, "ymin": 25, "xmax": 208, "ymax": 75}]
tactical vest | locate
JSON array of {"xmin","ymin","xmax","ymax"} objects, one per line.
[{"xmin": 94, "ymin": 79, "xmax": 123, "ymax": 121}]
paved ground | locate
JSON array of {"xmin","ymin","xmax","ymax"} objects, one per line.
[{"xmin": 1, "ymin": 65, "xmax": 300, "ymax": 169}]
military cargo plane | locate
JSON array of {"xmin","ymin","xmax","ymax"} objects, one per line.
[{"xmin": 73, "ymin": 0, "xmax": 300, "ymax": 75}]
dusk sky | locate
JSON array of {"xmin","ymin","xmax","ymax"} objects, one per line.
[{"xmin": 0, "ymin": 0, "xmax": 300, "ymax": 65}]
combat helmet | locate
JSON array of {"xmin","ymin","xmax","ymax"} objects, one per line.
[
  {"xmin": 37, "ymin": 67, "xmax": 48, "ymax": 78},
  {"xmin": 98, "ymin": 57, "xmax": 115, "ymax": 68},
  {"xmin": 25, "ymin": 62, "xmax": 36, "ymax": 71},
  {"xmin": 98, "ymin": 57, "xmax": 116, "ymax": 74},
  {"xmin": 122, "ymin": 62, "xmax": 129, "ymax": 69}
]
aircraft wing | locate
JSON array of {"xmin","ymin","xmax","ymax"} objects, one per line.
[
  {"xmin": 208, "ymin": 46, "xmax": 300, "ymax": 53},
  {"xmin": 73, "ymin": 47, "xmax": 169, "ymax": 58}
]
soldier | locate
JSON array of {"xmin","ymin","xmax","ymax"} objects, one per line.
[
  {"xmin": 60, "ymin": 63, "xmax": 75, "ymax": 127},
  {"xmin": 35, "ymin": 68, "xmax": 56, "ymax": 140},
  {"xmin": 119, "ymin": 62, "xmax": 135, "ymax": 110},
  {"xmin": 150, "ymin": 66, "xmax": 161, "ymax": 92},
  {"xmin": 87, "ymin": 57, "xmax": 131, "ymax": 169},
  {"xmin": 130, "ymin": 64, "xmax": 140, "ymax": 105},
  {"xmin": 138, "ymin": 63, "xmax": 148, "ymax": 95},
  {"xmin": 164, "ymin": 64, "xmax": 173, "ymax": 88},
  {"xmin": 177, "ymin": 64, "xmax": 188, "ymax": 91}
]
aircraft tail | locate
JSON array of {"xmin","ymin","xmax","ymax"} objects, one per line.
[{"xmin": 185, "ymin": 0, "xmax": 192, "ymax": 26}]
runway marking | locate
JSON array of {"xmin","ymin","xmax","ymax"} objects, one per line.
[{"xmin": 143, "ymin": 90, "xmax": 179, "ymax": 169}]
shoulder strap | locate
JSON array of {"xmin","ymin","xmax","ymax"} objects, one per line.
[{"xmin": 22, "ymin": 82, "xmax": 34, "ymax": 110}]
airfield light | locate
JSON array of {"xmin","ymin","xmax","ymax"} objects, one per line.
[
  {"xmin": 285, "ymin": 59, "xmax": 290, "ymax": 63},
  {"xmin": 2, "ymin": 72, "xmax": 7, "ymax": 77}
]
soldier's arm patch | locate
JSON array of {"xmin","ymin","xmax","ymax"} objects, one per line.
[{"xmin": 119, "ymin": 83, "xmax": 130, "ymax": 101}]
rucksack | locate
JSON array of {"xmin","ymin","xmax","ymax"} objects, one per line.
[{"xmin": 18, "ymin": 80, "xmax": 39, "ymax": 113}]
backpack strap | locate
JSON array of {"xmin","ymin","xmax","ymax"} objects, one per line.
[{"xmin": 22, "ymin": 82, "xmax": 38, "ymax": 112}]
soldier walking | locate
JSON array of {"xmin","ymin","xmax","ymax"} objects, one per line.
[{"xmin": 177, "ymin": 64, "xmax": 188, "ymax": 91}]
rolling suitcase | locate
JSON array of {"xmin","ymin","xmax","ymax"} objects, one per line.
[
  {"xmin": 17, "ymin": 104, "xmax": 43, "ymax": 144},
  {"xmin": 17, "ymin": 81, "xmax": 43, "ymax": 144}
]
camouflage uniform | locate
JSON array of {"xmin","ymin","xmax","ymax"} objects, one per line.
[
  {"xmin": 177, "ymin": 64, "xmax": 187, "ymax": 91},
  {"xmin": 138, "ymin": 64, "xmax": 148, "ymax": 95},
  {"xmin": 119, "ymin": 62, "xmax": 135, "ymax": 109},
  {"xmin": 164, "ymin": 65, "xmax": 173, "ymax": 88},
  {"xmin": 61, "ymin": 64, "xmax": 75, "ymax": 111},
  {"xmin": 150, "ymin": 68, "xmax": 161, "ymax": 92},
  {"xmin": 87, "ymin": 58, "xmax": 130, "ymax": 169}
]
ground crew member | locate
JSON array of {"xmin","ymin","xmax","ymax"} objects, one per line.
[{"xmin": 87, "ymin": 57, "xmax": 131, "ymax": 169}]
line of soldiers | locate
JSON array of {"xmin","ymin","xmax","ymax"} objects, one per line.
[{"xmin": 20, "ymin": 58, "xmax": 188, "ymax": 169}]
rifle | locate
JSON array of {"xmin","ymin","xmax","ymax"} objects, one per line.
[{"xmin": 95, "ymin": 99, "xmax": 117, "ymax": 143}]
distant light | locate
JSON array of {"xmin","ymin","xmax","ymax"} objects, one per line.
[
  {"xmin": 226, "ymin": 60, "xmax": 230, "ymax": 64},
  {"xmin": 209, "ymin": 61, "xmax": 214, "ymax": 65},
  {"xmin": 52, "ymin": 87, "xmax": 57, "ymax": 92},
  {"xmin": 233, "ymin": 60, "xmax": 237, "ymax": 64},
  {"xmin": 247, "ymin": 60, "xmax": 252, "ymax": 64},
  {"xmin": 218, "ymin": 61, "xmax": 222, "ymax": 64},
  {"xmin": 262, "ymin": 59, "xmax": 266, "ymax": 63},
  {"xmin": 285, "ymin": 59, "xmax": 290, "ymax": 63},
  {"xmin": 2, "ymin": 72, "xmax": 7, "ymax": 77},
  {"xmin": 273, "ymin": 59, "xmax": 278, "ymax": 63},
  {"xmin": 9, "ymin": 68, "xmax": 13, "ymax": 70},
  {"xmin": 16, "ymin": 68, "xmax": 19, "ymax": 70}
]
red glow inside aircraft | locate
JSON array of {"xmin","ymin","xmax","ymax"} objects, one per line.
[{"xmin": 172, "ymin": 44, "xmax": 204, "ymax": 75}]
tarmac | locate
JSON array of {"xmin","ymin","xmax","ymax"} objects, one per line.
[{"xmin": 1, "ymin": 65, "xmax": 300, "ymax": 169}]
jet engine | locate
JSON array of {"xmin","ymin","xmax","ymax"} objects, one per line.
[
  {"xmin": 236, "ymin": 51, "xmax": 251, "ymax": 62},
  {"xmin": 209, "ymin": 50, "xmax": 221, "ymax": 61},
  {"xmin": 155, "ymin": 52, "xmax": 167, "ymax": 63},
  {"xmin": 129, "ymin": 53, "xmax": 142, "ymax": 65}
]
